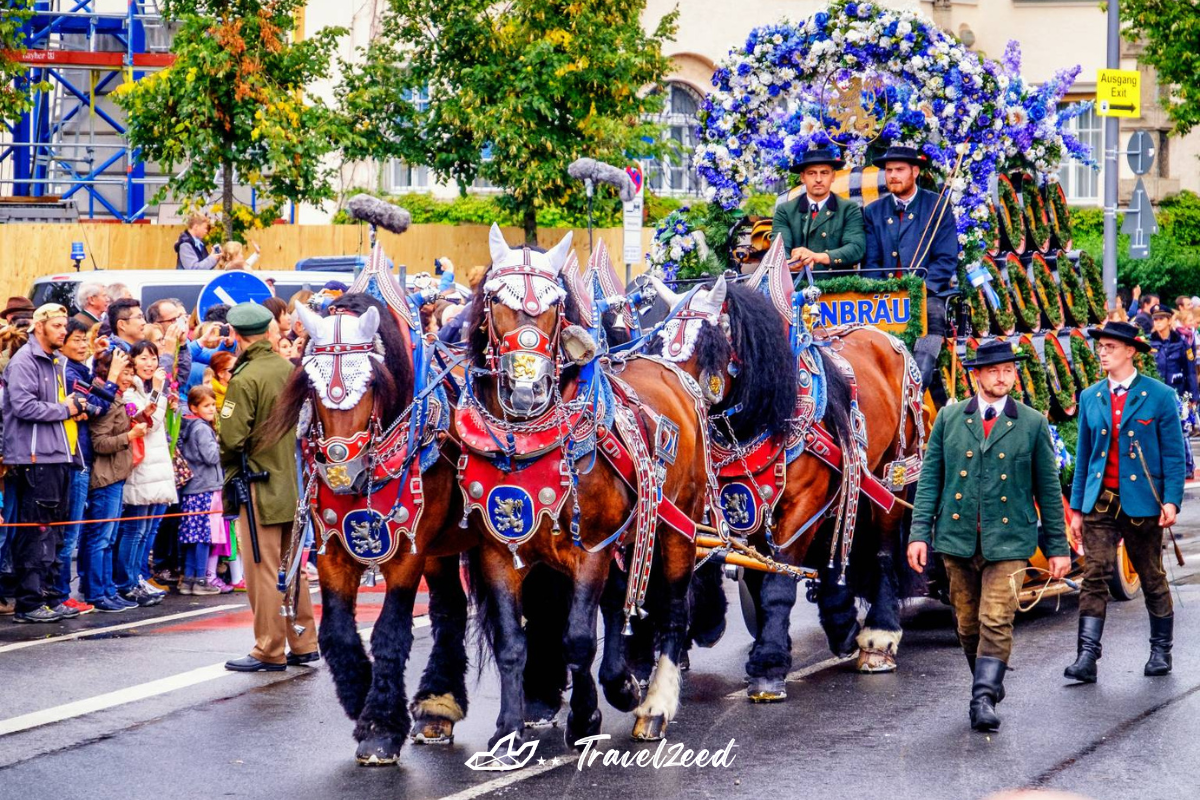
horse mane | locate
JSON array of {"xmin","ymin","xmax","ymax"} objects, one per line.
[
  {"xmin": 256, "ymin": 291, "xmax": 412, "ymax": 453},
  {"xmin": 816, "ymin": 347, "xmax": 854, "ymax": 466},
  {"xmin": 708, "ymin": 283, "xmax": 798, "ymax": 441}
]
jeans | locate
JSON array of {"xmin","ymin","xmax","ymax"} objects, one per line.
[
  {"xmin": 80, "ymin": 481, "xmax": 125, "ymax": 602},
  {"xmin": 55, "ymin": 467, "xmax": 90, "ymax": 598},
  {"xmin": 0, "ymin": 480, "xmax": 18, "ymax": 596},
  {"xmin": 115, "ymin": 502, "xmax": 167, "ymax": 592},
  {"xmin": 183, "ymin": 542, "xmax": 210, "ymax": 579}
]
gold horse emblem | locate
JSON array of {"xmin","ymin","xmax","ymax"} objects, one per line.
[
  {"xmin": 348, "ymin": 518, "xmax": 383, "ymax": 555},
  {"xmin": 724, "ymin": 491, "xmax": 750, "ymax": 526},
  {"xmin": 494, "ymin": 498, "xmax": 525, "ymax": 535}
]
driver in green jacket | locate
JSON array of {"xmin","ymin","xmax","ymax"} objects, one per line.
[{"xmin": 770, "ymin": 148, "xmax": 866, "ymax": 274}]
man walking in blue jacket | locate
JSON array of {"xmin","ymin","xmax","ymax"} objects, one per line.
[{"xmin": 1065, "ymin": 320, "xmax": 1187, "ymax": 682}]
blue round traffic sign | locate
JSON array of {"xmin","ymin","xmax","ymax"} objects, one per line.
[{"xmin": 197, "ymin": 272, "xmax": 273, "ymax": 319}]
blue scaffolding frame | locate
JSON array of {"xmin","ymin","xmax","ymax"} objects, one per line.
[{"xmin": 2, "ymin": 1, "xmax": 169, "ymax": 221}]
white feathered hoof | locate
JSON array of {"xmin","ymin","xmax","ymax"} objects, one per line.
[
  {"xmin": 747, "ymin": 676, "xmax": 788, "ymax": 703},
  {"xmin": 631, "ymin": 714, "xmax": 668, "ymax": 741},
  {"xmin": 855, "ymin": 627, "xmax": 902, "ymax": 674}
]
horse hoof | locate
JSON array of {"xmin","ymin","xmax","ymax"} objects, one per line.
[
  {"xmin": 603, "ymin": 674, "xmax": 641, "ymax": 713},
  {"xmin": 746, "ymin": 677, "xmax": 787, "ymax": 703},
  {"xmin": 856, "ymin": 648, "xmax": 898, "ymax": 673},
  {"xmin": 567, "ymin": 708, "xmax": 602, "ymax": 747},
  {"xmin": 678, "ymin": 650, "xmax": 690, "ymax": 672},
  {"xmin": 356, "ymin": 736, "xmax": 402, "ymax": 766},
  {"xmin": 524, "ymin": 697, "xmax": 561, "ymax": 728},
  {"xmin": 631, "ymin": 714, "xmax": 667, "ymax": 741},
  {"xmin": 524, "ymin": 716, "xmax": 559, "ymax": 729},
  {"xmin": 411, "ymin": 718, "xmax": 455, "ymax": 745}
]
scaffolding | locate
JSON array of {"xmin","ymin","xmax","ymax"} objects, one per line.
[{"xmin": 1, "ymin": 0, "xmax": 174, "ymax": 221}]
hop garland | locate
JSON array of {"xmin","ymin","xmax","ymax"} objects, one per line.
[
  {"xmin": 1070, "ymin": 332, "xmax": 1101, "ymax": 387},
  {"xmin": 1056, "ymin": 250, "xmax": 1089, "ymax": 326},
  {"xmin": 997, "ymin": 175, "xmax": 1025, "ymax": 253},
  {"xmin": 940, "ymin": 339, "xmax": 975, "ymax": 401},
  {"xmin": 1005, "ymin": 253, "xmax": 1041, "ymax": 331},
  {"xmin": 1136, "ymin": 350, "xmax": 1162, "ymax": 381},
  {"xmin": 1032, "ymin": 253, "xmax": 1064, "ymax": 330},
  {"xmin": 1047, "ymin": 183, "xmax": 1073, "ymax": 249},
  {"xmin": 962, "ymin": 281, "xmax": 990, "ymax": 337},
  {"xmin": 1077, "ymin": 250, "xmax": 1106, "ymax": 323},
  {"xmin": 1022, "ymin": 176, "xmax": 1051, "ymax": 252},
  {"xmin": 1055, "ymin": 418, "xmax": 1078, "ymax": 492},
  {"xmin": 1043, "ymin": 335, "xmax": 1077, "ymax": 418},
  {"xmin": 984, "ymin": 200, "xmax": 1002, "ymax": 256},
  {"xmin": 813, "ymin": 274, "xmax": 925, "ymax": 348},
  {"xmin": 981, "ymin": 254, "xmax": 1016, "ymax": 334},
  {"xmin": 1015, "ymin": 339, "xmax": 1051, "ymax": 414}
]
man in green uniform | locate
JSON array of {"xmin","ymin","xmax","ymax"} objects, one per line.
[
  {"xmin": 770, "ymin": 148, "xmax": 866, "ymax": 274},
  {"xmin": 907, "ymin": 340, "xmax": 1070, "ymax": 732},
  {"xmin": 219, "ymin": 302, "xmax": 319, "ymax": 672}
]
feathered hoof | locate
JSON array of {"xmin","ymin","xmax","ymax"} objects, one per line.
[
  {"xmin": 679, "ymin": 650, "xmax": 690, "ymax": 672},
  {"xmin": 566, "ymin": 708, "xmax": 602, "ymax": 747},
  {"xmin": 855, "ymin": 648, "xmax": 898, "ymax": 673},
  {"xmin": 356, "ymin": 735, "xmax": 403, "ymax": 766},
  {"xmin": 746, "ymin": 676, "xmax": 788, "ymax": 703},
  {"xmin": 524, "ymin": 696, "xmax": 562, "ymax": 728},
  {"xmin": 602, "ymin": 674, "xmax": 642, "ymax": 713},
  {"xmin": 411, "ymin": 717, "xmax": 455, "ymax": 745},
  {"xmin": 631, "ymin": 713, "xmax": 668, "ymax": 741}
]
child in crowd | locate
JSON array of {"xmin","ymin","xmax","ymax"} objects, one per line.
[
  {"xmin": 207, "ymin": 351, "xmax": 236, "ymax": 414},
  {"xmin": 176, "ymin": 386, "xmax": 223, "ymax": 595}
]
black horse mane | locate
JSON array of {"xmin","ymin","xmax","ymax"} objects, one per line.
[
  {"xmin": 257, "ymin": 291, "xmax": 413, "ymax": 452},
  {"xmin": 815, "ymin": 347, "xmax": 854, "ymax": 469}
]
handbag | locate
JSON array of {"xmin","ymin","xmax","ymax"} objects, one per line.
[{"xmin": 173, "ymin": 424, "xmax": 193, "ymax": 488}]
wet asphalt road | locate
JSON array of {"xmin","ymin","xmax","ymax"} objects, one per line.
[{"xmin": 5, "ymin": 504, "xmax": 1200, "ymax": 800}]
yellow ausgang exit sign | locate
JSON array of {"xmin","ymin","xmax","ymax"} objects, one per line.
[{"xmin": 1097, "ymin": 69, "xmax": 1140, "ymax": 118}]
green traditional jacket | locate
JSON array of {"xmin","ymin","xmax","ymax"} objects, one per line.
[
  {"xmin": 218, "ymin": 339, "xmax": 298, "ymax": 525},
  {"xmin": 770, "ymin": 192, "xmax": 866, "ymax": 270},
  {"xmin": 909, "ymin": 395, "xmax": 1069, "ymax": 561}
]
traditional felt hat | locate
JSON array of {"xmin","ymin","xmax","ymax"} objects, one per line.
[
  {"xmin": 1, "ymin": 296, "xmax": 35, "ymax": 320},
  {"xmin": 1087, "ymin": 319, "xmax": 1152, "ymax": 353},
  {"xmin": 227, "ymin": 302, "xmax": 274, "ymax": 336},
  {"xmin": 962, "ymin": 339, "xmax": 1028, "ymax": 368},
  {"xmin": 872, "ymin": 145, "xmax": 929, "ymax": 168},
  {"xmin": 788, "ymin": 148, "xmax": 846, "ymax": 174}
]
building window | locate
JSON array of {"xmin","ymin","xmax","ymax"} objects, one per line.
[
  {"xmin": 389, "ymin": 162, "xmax": 429, "ymax": 192},
  {"xmin": 1058, "ymin": 104, "xmax": 1102, "ymax": 204},
  {"xmin": 645, "ymin": 82, "xmax": 704, "ymax": 196}
]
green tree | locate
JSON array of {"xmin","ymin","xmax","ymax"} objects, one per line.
[
  {"xmin": 336, "ymin": 0, "xmax": 677, "ymax": 244},
  {"xmin": 112, "ymin": 0, "xmax": 344, "ymax": 236},
  {"xmin": 1, "ymin": 0, "xmax": 48, "ymax": 128},
  {"xmin": 1122, "ymin": 0, "xmax": 1200, "ymax": 134}
]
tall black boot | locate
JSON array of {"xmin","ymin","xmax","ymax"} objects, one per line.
[
  {"xmin": 1145, "ymin": 613, "xmax": 1173, "ymax": 677},
  {"xmin": 969, "ymin": 656, "xmax": 1005, "ymax": 732},
  {"xmin": 966, "ymin": 652, "xmax": 1007, "ymax": 703},
  {"xmin": 1063, "ymin": 616, "xmax": 1104, "ymax": 683}
]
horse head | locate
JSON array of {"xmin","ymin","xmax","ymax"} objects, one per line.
[
  {"xmin": 648, "ymin": 274, "xmax": 732, "ymax": 404},
  {"xmin": 472, "ymin": 223, "xmax": 580, "ymax": 419}
]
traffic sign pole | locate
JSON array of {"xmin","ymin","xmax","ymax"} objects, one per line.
[{"xmin": 1102, "ymin": 0, "xmax": 1120, "ymax": 305}]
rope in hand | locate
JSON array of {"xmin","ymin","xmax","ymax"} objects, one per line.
[{"xmin": 1008, "ymin": 565, "xmax": 1080, "ymax": 613}]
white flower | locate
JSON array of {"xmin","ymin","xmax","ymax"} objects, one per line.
[{"xmin": 669, "ymin": 245, "xmax": 683, "ymax": 261}]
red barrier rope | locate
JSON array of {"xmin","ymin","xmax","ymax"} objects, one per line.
[{"xmin": 1, "ymin": 509, "xmax": 226, "ymax": 528}]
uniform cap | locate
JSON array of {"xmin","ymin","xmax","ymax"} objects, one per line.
[{"xmin": 227, "ymin": 302, "xmax": 273, "ymax": 336}]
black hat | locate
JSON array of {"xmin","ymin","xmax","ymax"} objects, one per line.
[
  {"xmin": 1087, "ymin": 320, "xmax": 1152, "ymax": 353},
  {"xmin": 962, "ymin": 339, "xmax": 1027, "ymax": 368},
  {"xmin": 872, "ymin": 145, "xmax": 929, "ymax": 168},
  {"xmin": 788, "ymin": 148, "xmax": 845, "ymax": 174},
  {"xmin": 1151, "ymin": 303, "xmax": 1173, "ymax": 319}
]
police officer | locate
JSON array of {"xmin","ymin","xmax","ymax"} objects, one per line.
[
  {"xmin": 908, "ymin": 340, "xmax": 1069, "ymax": 732},
  {"xmin": 771, "ymin": 148, "xmax": 865, "ymax": 275},
  {"xmin": 219, "ymin": 302, "xmax": 319, "ymax": 672},
  {"xmin": 1148, "ymin": 304, "xmax": 1198, "ymax": 400},
  {"xmin": 1066, "ymin": 321, "xmax": 1186, "ymax": 683},
  {"xmin": 861, "ymin": 145, "xmax": 959, "ymax": 397}
]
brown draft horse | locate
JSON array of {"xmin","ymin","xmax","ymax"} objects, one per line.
[
  {"xmin": 460, "ymin": 227, "xmax": 709, "ymax": 750},
  {"xmin": 650, "ymin": 247, "xmax": 921, "ymax": 702},
  {"xmin": 261, "ymin": 291, "xmax": 477, "ymax": 765}
]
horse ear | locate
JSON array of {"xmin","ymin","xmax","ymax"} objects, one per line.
[
  {"xmin": 488, "ymin": 223, "xmax": 511, "ymax": 266},
  {"xmin": 759, "ymin": 234, "xmax": 793, "ymax": 322},
  {"xmin": 649, "ymin": 275, "xmax": 681, "ymax": 310},
  {"xmin": 295, "ymin": 304, "xmax": 323, "ymax": 339},
  {"xmin": 545, "ymin": 230, "xmax": 574, "ymax": 274},
  {"xmin": 358, "ymin": 305, "xmax": 380, "ymax": 340}
]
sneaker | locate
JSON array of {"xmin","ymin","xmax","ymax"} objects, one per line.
[
  {"xmin": 63, "ymin": 598, "xmax": 95, "ymax": 615},
  {"xmin": 153, "ymin": 569, "xmax": 180, "ymax": 584},
  {"xmin": 110, "ymin": 594, "xmax": 138, "ymax": 610},
  {"xmin": 14, "ymin": 605, "xmax": 63, "ymax": 623},
  {"xmin": 0, "ymin": 598, "xmax": 14, "ymax": 616},
  {"xmin": 92, "ymin": 597, "xmax": 128, "ymax": 613},
  {"xmin": 51, "ymin": 602, "xmax": 81, "ymax": 619},
  {"xmin": 121, "ymin": 587, "xmax": 162, "ymax": 608},
  {"xmin": 139, "ymin": 578, "xmax": 167, "ymax": 597},
  {"xmin": 191, "ymin": 579, "xmax": 221, "ymax": 596},
  {"xmin": 146, "ymin": 578, "xmax": 172, "ymax": 593},
  {"xmin": 177, "ymin": 578, "xmax": 194, "ymax": 596},
  {"xmin": 231, "ymin": 581, "xmax": 247, "ymax": 592},
  {"xmin": 206, "ymin": 576, "xmax": 234, "ymax": 594}
]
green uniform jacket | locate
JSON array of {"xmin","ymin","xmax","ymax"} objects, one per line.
[
  {"xmin": 770, "ymin": 193, "xmax": 866, "ymax": 269},
  {"xmin": 909, "ymin": 395, "xmax": 1069, "ymax": 561},
  {"xmin": 218, "ymin": 339, "xmax": 298, "ymax": 525}
]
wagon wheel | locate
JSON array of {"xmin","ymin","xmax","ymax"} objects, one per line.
[{"xmin": 1107, "ymin": 540, "xmax": 1142, "ymax": 601}]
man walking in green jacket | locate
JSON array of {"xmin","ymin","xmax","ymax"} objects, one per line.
[{"xmin": 908, "ymin": 340, "xmax": 1071, "ymax": 732}]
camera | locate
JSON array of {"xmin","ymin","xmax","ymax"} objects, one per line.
[{"xmin": 219, "ymin": 324, "xmax": 231, "ymax": 337}]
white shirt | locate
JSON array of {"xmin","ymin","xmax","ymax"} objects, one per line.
[
  {"xmin": 977, "ymin": 395, "xmax": 1006, "ymax": 420},
  {"xmin": 1108, "ymin": 369, "xmax": 1138, "ymax": 395},
  {"xmin": 808, "ymin": 197, "xmax": 827, "ymax": 215}
]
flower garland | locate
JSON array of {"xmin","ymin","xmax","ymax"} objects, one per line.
[
  {"xmin": 984, "ymin": 200, "xmax": 1002, "ymax": 256},
  {"xmin": 1022, "ymin": 176, "xmax": 1051, "ymax": 252},
  {"xmin": 1055, "ymin": 418, "xmax": 1078, "ymax": 492},
  {"xmin": 961, "ymin": 281, "xmax": 990, "ymax": 337},
  {"xmin": 813, "ymin": 274, "xmax": 925, "ymax": 348},
  {"xmin": 981, "ymin": 254, "xmax": 1016, "ymax": 334},
  {"xmin": 1077, "ymin": 250, "xmax": 1106, "ymax": 323},
  {"xmin": 997, "ymin": 175, "xmax": 1025, "ymax": 253},
  {"xmin": 1056, "ymin": 249, "xmax": 1089, "ymax": 326},
  {"xmin": 1047, "ymin": 183, "xmax": 1073, "ymax": 249},
  {"xmin": 1032, "ymin": 253, "xmax": 1064, "ymax": 330},
  {"xmin": 1049, "ymin": 422, "xmax": 1075, "ymax": 491},
  {"xmin": 1043, "ymin": 334, "xmax": 1077, "ymax": 419},
  {"xmin": 646, "ymin": 208, "xmax": 721, "ymax": 281},
  {"xmin": 1069, "ymin": 331, "xmax": 1101, "ymax": 387},
  {"xmin": 1005, "ymin": 253, "xmax": 1041, "ymax": 331},
  {"xmin": 1015, "ymin": 338, "xmax": 1051, "ymax": 414}
]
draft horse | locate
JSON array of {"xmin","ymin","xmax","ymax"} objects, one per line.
[
  {"xmin": 649, "ymin": 240, "xmax": 923, "ymax": 701},
  {"xmin": 261, "ymin": 286, "xmax": 476, "ymax": 765},
  {"xmin": 458, "ymin": 226, "xmax": 710, "ymax": 749}
]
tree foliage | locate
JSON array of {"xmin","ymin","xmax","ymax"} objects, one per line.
[
  {"xmin": 1122, "ymin": 0, "xmax": 1200, "ymax": 134},
  {"xmin": 336, "ymin": 0, "xmax": 678, "ymax": 243},
  {"xmin": 112, "ymin": 0, "xmax": 344, "ymax": 237},
  {"xmin": 1, "ymin": 0, "xmax": 48, "ymax": 128}
]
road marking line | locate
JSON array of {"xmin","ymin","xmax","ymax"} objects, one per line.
[
  {"xmin": 723, "ymin": 654, "xmax": 851, "ymax": 700},
  {"xmin": 435, "ymin": 758, "xmax": 571, "ymax": 800},
  {"xmin": 0, "ymin": 619, "xmax": 426, "ymax": 737},
  {"xmin": 0, "ymin": 604, "xmax": 244, "ymax": 654}
]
